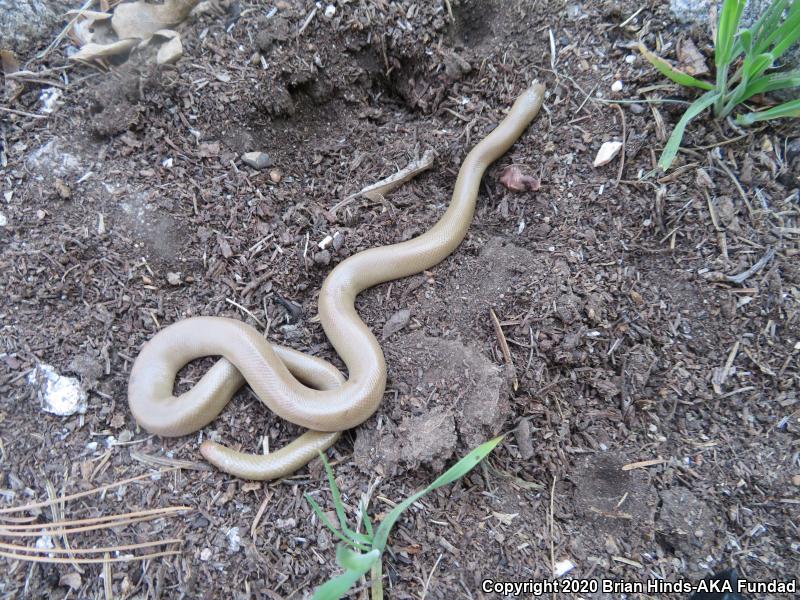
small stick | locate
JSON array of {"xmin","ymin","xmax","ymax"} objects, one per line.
[
  {"xmin": 490, "ymin": 308, "xmax": 518, "ymax": 391},
  {"xmin": 0, "ymin": 469, "xmax": 177, "ymax": 514},
  {"xmin": 621, "ymin": 458, "xmax": 666, "ymax": 471},
  {"xmin": 1, "ymin": 506, "xmax": 191, "ymax": 531},
  {"xmin": 0, "ymin": 539, "xmax": 182, "ymax": 555},
  {"xmin": 225, "ymin": 298, "xmax": 265, "ymax": 328},
  {"xmin": 613, "ymin": 103, "xmax": 626, "ymax": 184},
  {"xmin": 0, "ymin": 106, "xmax": 48, "ymax": 120},
  {"xmin": 0, "ymin": 549, "xmax": 182, "ymax": 564}
]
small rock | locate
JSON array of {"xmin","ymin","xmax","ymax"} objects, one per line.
[
  {"xmin": 323, "ymin": 4, "xmax": 336, "ymax": 18},
  {"xmin": 628, "ymin": 103, "xmax": 645, "ymax": 115},
  {"xmin": 314, "ymin": 250, "xmax": 331, "ymax": 265},
  {"xmin": 269, "ymin": 168, "xmax": 282, "ymax": 183},
  {"xmin": 382, "ymin": 309, "xmax": 411, "ymax": 340},
  {"xmin": 611, "ymin": 80, "xmax": 623, "ymax": 92},
  {"xmin": 593, "ymin": 141, "xmax": 623, "ymax": 167},
  {"xmin": 59, "ymin": 572, "xmax": 81, "ymax": 590},
  {"xmin": 200, "ymin": 548, "xmax": 212, "ymax": 561},
  {"xmin": 225, "ymin": 527, "xmax": 241, "ymax": 552},
  {"xmin": 318, "ymin": 235, "xmax": 333, "ymax": 250},
  {"xmin": 241, "ymin": 151, "xmax": 272, "ymax": 170},
  {"xmin": 166, "ymin": 272, "xmax": 181, "ymax": 285},
  {"xmin": 28, "ymin": 363, "xmax": 87, "ymax": 416},
  {"xmin": 0, "ymin": 212, "xmax": 7, "ymax": 227},
  {"xmin": 792, "ymin": 474, "xmax": 800, "ymax": 486},
  {"xmin": 514, "ymin": 419, "xmax": 535, "ymax": 460},
  {"xmin": 275, "ymin": 517, "xmax": 296, "ymax": 529}
]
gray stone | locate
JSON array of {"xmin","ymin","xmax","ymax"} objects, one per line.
[
  {"xmin": 241, "ymin": 152, "xmax": 272, "ymax": 170},
  {"xmin": 0, "ymin": 1, "xmax": 73, "ymax": 55}
]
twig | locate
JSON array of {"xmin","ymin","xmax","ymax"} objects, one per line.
[
  {"xmin": 489, "ymin": 309, "xmax": 518, "ymax": 391},
  {"xmin": 621, "ymin": 458, "xmax": 666, "ymax": 471},
  {"xmin": 0, "ymin": 469, "xmax": 177, "ymax": 514},
  {"xmin": 129, "ymin": 450, "xmax": 212, "ymax": 471},
  {"xmin": 0, "ymin": 539, "xmax": 182, "ymax": 555},
  {"xmin": 250, "ymin": 491, "xmax": 273, "ymax": 539},
  {"xmin": 0, "ymin": 106, "xmax": 48, "ymax": 120},
  {"xmin": 725, "ymin": 247, "xmax": 775, "ymax": 284},
  {"xmin": 0, "ymin": 549, "xmax": 181, "ymax": 564},
  {"xmin": 613, "ymin": 103, "xmax": 626, "ymax": 184},
  {"xmin": 1, "ymin": 506, "xmax": 190, "ymax": 531},
  {"xmin": 297, "ymin": 5, "xmax": 318, "ymax": 36},
  {"xmin": 225, "ymin": 298, "xmax": 265, "ymax": 328},
  {"xmin": 36, "ymin": 0, "xmax": 94, "ymax": 61},
  {"xmin": 713, "ymin": 156, "xmax": 754, "ymax": 219},
  {"xmin": 420, "ymin": 553, "xmax": 444, "ymax": 600}
]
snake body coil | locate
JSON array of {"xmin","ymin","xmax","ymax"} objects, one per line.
[{"xmin": 128, "ymin": 83, "xmax": 545, "ymax": 479}]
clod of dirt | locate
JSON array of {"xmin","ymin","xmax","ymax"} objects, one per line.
[
  {"xmin": 571, "ymin": 453, "xmax": 658, "ymax": 560},
  {"xmin": 254, "ymin": 16, "xmax": 290, "ymax": 53},
  {"xmin": 89, "ymin": 101, "xmax": 141, "ymax": 137},
  {"xmin": 355, "ymin": 334, "xmax": 509, "ymax": 475},
  {"xmin": 657, "ymin": 488, "xmax": 719, "ymax": 575}
]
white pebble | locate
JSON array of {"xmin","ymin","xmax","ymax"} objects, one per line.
[
  {"xmin": 611, "ymin": 80, "xmax": 624, "ymax": 92},
  {"xmin": 324, "ymin": 4, "xmax": 336, "ymax": 18},
  {"xmin": 593, "ymin": 141, "xmax": 623, "ymax": 167}
]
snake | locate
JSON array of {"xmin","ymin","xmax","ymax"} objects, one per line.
[{"xmin": 127, "ymin": 82, "xmax": 546, "ymax": 480}]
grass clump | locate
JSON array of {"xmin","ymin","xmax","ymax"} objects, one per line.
[
  {"xmin": 639, "ymin": 0, "xmax": 800, "ymax": 170},
  {"xmin": 306, "ymin": 436, "xmax": 504, "ymax": 600}
]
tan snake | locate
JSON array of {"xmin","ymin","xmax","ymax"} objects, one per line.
[{"xmin": 127, "ymin": 82, "xmax": 545, "ymax": 479}]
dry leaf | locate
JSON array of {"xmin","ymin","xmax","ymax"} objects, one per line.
[
  {"xmin": 112, "ymin": 0, "xmax": 200, "ymax": 40},
  {"xmin": 498, "ymin": 165, "xmax": 540, "ymax": 192},
  {"xmin": 1, "ymin": 50, "xmax": 20, "ymax": 75},
  {"xmin": 155, "ymin": 31, "xmax": 183, "ymax": 64},
  {"xmin": 677, "ymin": 37, "xmax": 709, "ymax": 77},
  {"xmin": 70, "ymin": 38, "xmax": 138, "ymax": 62}
]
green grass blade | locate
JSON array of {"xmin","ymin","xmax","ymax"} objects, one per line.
[
  {"xmin": 305, "ymin": 494, "xmax": 370, "ymax": 551},
  {"xmin": 361, "ymin": 500, "xmax": 374, "ymax": 538},
  {"xmin": 320, "ymin": 453, "xmax": 351, "ymax": 533},
  {"xmin": 752, "ymin": 0, "xmax": 789, "ymax": 54},
  {"xmin": 741, "ymin": 70, "xmax": 800, "ymax": 100},
  {"xmin": 638, "ymin": 43, "xmax": 714, "ymax": 90},
  {"xmin": 659, "ymin": 91, "xmax": 719, "ymax": 170},
  {"xmin": 311, "ymin": 567, "xmax": 371, "ymax": 600},
  {"xmin": 716, "ymin": 0, "xmax": 747, "ymax": 67},
  {"xmin": 743, "ymin": 52, "xmax": 775, "ymax": 81},
  {"xmin": 336, "ymin": 545, "xmax": 380, "ymax": 572},
  {"xmin": 771, "ymin": 9, "xmax": 800, "ymax": 60},
  {"xmin": 319, "ymin": 452, "xmax": 371, "ymax": 545},
  {"xmin": 371, "ymin": 436, "xmax": 504, "ymax": 551},
  {"xmin": 736, "ymin": 98, "xmax": 800, "ymax": 124}
]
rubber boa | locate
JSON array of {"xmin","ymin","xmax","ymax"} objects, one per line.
[{"xmin": 127, "ymin": 82, "xmax": 546, "ymax": 479}]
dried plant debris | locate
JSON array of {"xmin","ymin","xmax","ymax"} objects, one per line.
[
  {"xmin": 499, "ymin": 165, "xmax": 541, "ymax": 192},
  {"xmin": 68, "ymin": 0, "xmax": 200, "ymax": 65}
]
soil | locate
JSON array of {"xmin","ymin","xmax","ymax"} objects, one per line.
[{"xmin": 1, "ymin": 1, "xmax": 799, "ymax": 599}]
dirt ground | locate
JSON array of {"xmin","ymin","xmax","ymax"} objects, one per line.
[{"xmin": 1, "ymin": 1, "xmax": 799, "ymax": 598}]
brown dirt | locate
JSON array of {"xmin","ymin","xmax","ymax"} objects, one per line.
[{"xmin": 1, "ymin": 1, "xmax": 799, "ymax": 598}]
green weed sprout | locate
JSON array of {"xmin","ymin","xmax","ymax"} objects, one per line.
[
  {"xmin": 639, "ymin": 0, "xmax": 800, "ymax": 170},
  {"xmin": 306, "ymin": 436, "xmax": 504, "ymax": 600}
]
